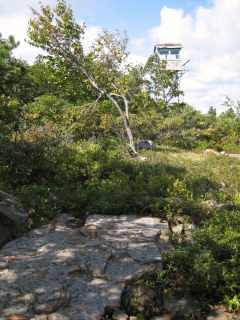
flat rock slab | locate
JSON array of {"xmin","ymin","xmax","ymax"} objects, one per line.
[
  {"xmin": 0, "ymin": 214, "xmax": 166, "ymax": 320},
  {"xmin": 228, "ymin": 154, "xmax": 240, "ymax": 159}
]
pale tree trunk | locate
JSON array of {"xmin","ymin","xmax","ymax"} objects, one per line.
[
  {"xmin": 106, "ymin": 93, "xmax": 137, "ymax": 155},
  {"xmin": 123, "ymin": 114, "xmax": 137, "ymax": 154},
  {"xmin": 80, "ymin": 68, "xmax": 137, "ymax": 155}
]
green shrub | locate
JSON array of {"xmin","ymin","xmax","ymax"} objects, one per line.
[
  {"xmin": 0, "ymin": 138, "xmax": 58, "ymax": 187},
  {"xmin": 16, "ymin": 184, "xmax": 60, "ymax": 227},
  {"xmin": 146, "ymin": 210, "xmax": 240, "ymax": 313}
]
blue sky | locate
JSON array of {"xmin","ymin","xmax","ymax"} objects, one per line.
[
  {"xmin": 0, "ymin": 0, "xmax": 239, "ymax": 113},
  {"xmin": 67, "ymin": 0, "xmax": 214, "ymax": 58},
  {"xmin": 69, "ymin": 0, "xmax": 213, "ymax": 36}
]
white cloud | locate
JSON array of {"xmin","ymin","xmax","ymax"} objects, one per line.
[
  {"xmin": 150, "ymin": 7, "xmax": 193, "ymax": 45},
  {"xmin": 0, "ymin": 1, "xmax": 56, "ymax": 63},
  {"xmin": 0, "ymin": 4, "xmax": 102, "ymax": 63},
  {"xmin": 0, "ymin": 12, "xmax": 45, "ymax": 64},
  {"xmin": 82, "ymin": 25, "xmax": 102, "ymax": 53},
  {"xmin": 127, "ymin": 53, "xmax": 147, "ymax": 65},
  {"xmin": 149, "ymin": 0, "xmax": 240, "ymax": 113},
  {"xmin": 0, "ymin": 0, "xmax": 54, "ymax": 14},
  {"xmin": 129, "ymin": 38, "xmax": 146, "ymax": 53}
]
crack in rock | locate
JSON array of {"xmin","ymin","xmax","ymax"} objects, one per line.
[{"xmin": 0, "ymin": 214, "xmax": 168, "ymax": 320}]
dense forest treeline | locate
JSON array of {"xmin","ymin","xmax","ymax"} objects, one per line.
[
  {"xmin": 1, "ymin": 31, "xmax": 240, "ymax": 153},
  {"xmin": 0, "ymin": 0, "xmax": 240, "ymax": 317}
]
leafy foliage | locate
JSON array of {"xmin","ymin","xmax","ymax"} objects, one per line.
[
  {"xmin": 144, "ymin": 209, "xmax": 240, "ymax": 316},
  {"xmin": 0, "ymin": 34, "xmax": 34, "ymax": 136},
  {"xmin": 144, "ymin": 52, "xmax": 182, "ymax": 110}
]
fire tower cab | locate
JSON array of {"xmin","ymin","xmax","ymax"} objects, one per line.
[{"xmin": 154, "ymin": 43, "xmax": 183, "ymax": 71}]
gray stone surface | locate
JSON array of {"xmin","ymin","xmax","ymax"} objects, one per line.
[
  {"xmin": 204, "ymin": 200, "xmax": 240, "ymax": 211},
  {"xmin": 163, "ymin": 292, "xmax": 201, "ymax": 316},
  {"xmin": 150, "ymin": 316, "xmax": 171, "ymax": 320},
  {"xmin": 138, "ymin": 140, "xmax": 157, "ymax": 150},
  {"xmin": 228, "ymin": 154, "xmax": 240, "ymax": 159},
  {"xmin": 0, "ymin": 190, "xmax": 28, "ymax": 225},
  {"xmin": 112, "ymin": 308, "xmax": 128, "ymax": 320},
  {"xmin": 206, "ymin": 309, "xmax": 240, "ymax": 320},
  {"xmin": 204, "ymin": 149, "xmax": 240, "ymax": 160},
  {"xmin": 0, "ymin": 214, "xmax": 167, "ymax": 320},
  {"xmin": 0, "ymin": 190, "xmax": 28, "ymax": 245}
]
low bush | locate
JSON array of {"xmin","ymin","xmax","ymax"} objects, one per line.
[{"xmin": 144, "ymin": 209, "xmax": 240, "ymax": 316}]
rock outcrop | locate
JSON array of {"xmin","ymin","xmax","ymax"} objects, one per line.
[
  {"xmin": 0, "ymin": 214, "xmax": 168, "ymax": 320},
  {"xmin": 138, "ymin": 140, "xmax": 157, "ymax": 150},
  {"xmin": 204, "ymin": 149, "xmax": 240, "ymax": 160},
  {"xmin": 0, "ymin": 190, "xmax": 28, "ymax": 246},
  {"xmin": 204, "ymin": 200, "xmax": 240, "ymax": 211}
]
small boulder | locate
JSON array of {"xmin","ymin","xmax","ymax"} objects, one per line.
[
  {"xmin": 0, "ymin": 190, "xmax": 28, "ymax": 245},
  {"xmin": 112, "ymin": 308, "xmax": 128, "ymax": 320},
  {"xmin": 163, "ymin": 292, "xmax": 200, "ymax": 317},
  {"xmin": 219, "ymin": 181, "xmax": 226, "ymax": 188},
  {"xmin": 139, "ymin": 156, "xmax": 147, "ymax": 161},
  {"xmin": 138, "ymin": 140, "xmax": 157, "ymax": 150},
  {"xmin": 48, "ymin": 314, "xmax": 70, "ymax": 320},
  {"xmin": 204, "ymin": 149, "xmax": 220, "ymax": 155},
  {"xmin": 206, "ymin": 309, "xmax": 239, "ymax": 320}
]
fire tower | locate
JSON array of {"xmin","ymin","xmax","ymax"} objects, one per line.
[
  {"xmin": 154, "ymin": 43, "xmax": 190, "ymax": 102},
  {"xmin": 154, "ymin": 43, "xmax": 189, "ymax": 77}
]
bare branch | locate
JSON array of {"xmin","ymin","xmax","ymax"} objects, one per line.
[{"xmin": 80, "ymin": 92, "xmax": 104, "ymax": 119}]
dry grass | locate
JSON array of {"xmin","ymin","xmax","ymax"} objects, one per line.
[{"xmin": 140, "ymin": 147, "xmax": 240, "ymax": 204}]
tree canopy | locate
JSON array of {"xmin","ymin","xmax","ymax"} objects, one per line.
[{"xmin": 28, "ymin": 0, "xmax": 139, "ymax": 153}]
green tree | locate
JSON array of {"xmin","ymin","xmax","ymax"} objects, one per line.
[
  {"xmin": 0, "ymin": 34, "xmax": 33, "ymax": 137},
  {"xmin": 30, "ymin": 55, "xmax": 94, "ymax": 104},
  {"xmin": 144, "ymin": 52, "xmax": 183, "ymax": 114},
  {"xmin": 0, "ymin": 34, "xmax": 20, "ymax": 95},
  {"xmin": 28, "ymin": 0, "xmax": 139, "ymax": 154}
]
